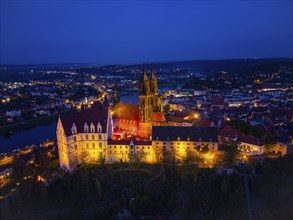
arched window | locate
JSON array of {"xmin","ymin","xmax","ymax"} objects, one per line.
[
  {"xmin": 84, "ymin": 122, "xmax": 89, "ymax": 133},
  {"xmin": 97, "ymin": 122, "xmax": 102, "ymax": 133},
  {"xmin": 71, "ymin": 123, "xmax": 77, "ymax": 134},
  {"xmin": 90, "ymin": 122, "xmax": 95, "ymax": 133}
]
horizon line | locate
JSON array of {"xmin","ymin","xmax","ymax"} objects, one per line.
[{"xmin": 0, "ymin": 56, "xmax": 292, "ymax": 67}]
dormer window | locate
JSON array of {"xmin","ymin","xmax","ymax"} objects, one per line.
[
  {"xmin": 187, "ymin": 137, "xmax": 190, "ymax": 141},
  {"xmin": 90, "ymin": 122, "xmax": 95, "ymax": 133},
  {"xmin": 84, "ymin": 122, "xmax": 89, "ymax": 133},
  {"xmin": 97, "ymin": 122, "xmax": 102, "ymax": 133},
  {"xmin": 71, "ymin": 123, "xmax": 77, "ymax": 134},
  {"xmin": 209, "ymin": 137, "xmax": 212, "ymax": 142},
  {"xmin": 177, "ymin": 137, "xmax": 180, "ymax": 141},
  {"xmin": 199, "ymin": 137, "xmax": 202, "ymax": 142}
]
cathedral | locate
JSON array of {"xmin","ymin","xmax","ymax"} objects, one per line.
[
  {"xmin": 111, "ymin": 65, "xmax": 165, "ymax": 139},
  {"xmin": 56, "ymin": 65, "xmax": 218, "ymax": 171}
]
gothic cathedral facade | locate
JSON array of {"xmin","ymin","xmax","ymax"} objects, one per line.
[{"xmin": 138, "ymin": 65, "xmax": 160, "ymax": 139}]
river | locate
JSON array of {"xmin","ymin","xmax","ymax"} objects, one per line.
[
  {"xmin": 0, "ymin": 95, "xmax": 139, "ymax": 153},
  {"xmin": 0, "ymin": 123, "xmax": 57, "ymax": 153}
]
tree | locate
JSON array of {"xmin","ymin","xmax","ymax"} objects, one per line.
[
  {"xmin": 184, "ymin": 149, "xmax": 197, "ymax": 163},
  {"xmin": 194, "ymin": 144, "xmax": 209, "ymax": 163},
  {"xmin": 154, "ymin": 148, "xmax": 163, "ymax": 164},
  {"xmin": 128, "ymin": 150, "xmax": 146, "ymax": 167},
  {"xmin": 97, "ymin": 152, "xmax": 106, "ymax": 165},
  {"xmin": 80, "ymin": 151, "xmax": 90, "ymax": 164},
  {"xmin": 263, "ymin": 133, "xmax": 277, "ymax": 154},
  {"xmin": 163, "ymin": 149, "xmax": 173, "ymax": 164},
  {"xmin": 223, "ymin": 140, "xmax": 240, "ymax": 166},
  {"xmin": 136, "ymin": 150, "xmax": 147, "ymax": 163}
]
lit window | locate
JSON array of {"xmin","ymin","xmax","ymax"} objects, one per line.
[
  {"xmin": 84, "ymin": 123, "xmax": 89, "ymax": 133},
  {"xmin": 92, "ymin": 143, "xmax": 95, "ymax": 148},
  {"xmin": 86, "ymin": 143, "xmax": 89, "ymax": 148},
  {"xmin": 90, "ymin": 123, "xmax": 95, "ymax": 133},
  {"xmin": 97, "ymin": 123, "xmax": 102, "ymax": 133}
]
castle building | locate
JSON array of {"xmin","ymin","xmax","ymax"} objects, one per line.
[
  {"xmin": 56, "ymin": 65, "xmax": 218, "ymax": 171},
  {"xmin": 57, "ymin": 101, "xmax": 112, "ymax": 171}
]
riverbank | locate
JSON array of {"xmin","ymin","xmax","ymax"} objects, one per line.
[{"xmin": 0, "ymin": 110, "xmax": 76, "ymax": 135}]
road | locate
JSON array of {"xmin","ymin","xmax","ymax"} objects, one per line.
[{"xmin": 242, "ymin": 162, "xmax": 253, "ymax": 220}]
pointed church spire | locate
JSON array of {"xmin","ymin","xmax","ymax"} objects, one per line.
[
  {"xmin": 113, "ymin": 84, "xmax": 120, "ymax": 105},
  {"xmin": 150, "ymin": 64, "xmax": 158, "ymax": 94},
  {"xmin": 139, "ymin": 64, "xmax": 150, "ymax": 95},
  {"xmin": 143, "ymin": 64, "xmax": 148, "ymax": 81}
]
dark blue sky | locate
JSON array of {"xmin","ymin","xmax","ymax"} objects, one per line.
[{"xmin": 0, "ymin": 1, "xmax": 292, "ymax": 65}]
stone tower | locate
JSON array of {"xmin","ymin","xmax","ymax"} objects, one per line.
[
  {"xmin": 150, "ymin": 65, "xmax": 160, "ymax": 112},
  {"xmin": 113, "ymin": 84, "xmax": 120, "ymax": 105},
  {"xmin": 138, "ymin": 65, "xmax": 153, "ymax": 139}
]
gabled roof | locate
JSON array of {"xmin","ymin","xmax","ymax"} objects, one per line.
[
  {"xmin": 211, "ymin": 98, "xmax": 224, "ymax": 105},
  {"xmin": 112, "ymin": 103, "xmax": 139, "ymax": 121},
  {"xmin": 152, "ymin": 126, "xmax": 218, "ymax": 142},
  {"xmin": 152, "ymin": 112, "xmax": 166, "ymax": 122},
  {"xmin": 108, "ymin": 139, "xmax": 151, "ymax": 145},
  {"xmin": 193, "ymin": 118, "xmax": 215, "ymax": 127},
  {"xmin": 219, "ymin": 125, "xmax": 239, "ymax": 138},
  {"xmin": 237, "ymin": 134, "xmax": 263, "ymax": 146},
  {"xmin": 60, "ymin": 101, "xmax": 108, "ymax": 136}
]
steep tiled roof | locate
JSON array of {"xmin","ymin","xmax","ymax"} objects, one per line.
[
  {"xmin": 237, "ymin": 134, "xmax": 263, "ymax": 146},
  {"xmin": 219, "ymin": 125, "xmax": 239, "ymax": 138},
  {"xmin": 108, "ymin": 139, "xmax": 151, "ymax": 145},
  {"xmin": 166, "ymin": 115, "xmax": 184, "ymax": 123},
  {"xmin": 193, "ymin": 118, "xmax": 215, "ymax": 127},
  {"xmin": 152, "ymin": 112, "xmax": 166, "ymax": 122},
  {"xmin": 112, "ymin": 103, "xmax": 139, "ymax": 121},
  {"xmin": 211, "ymin": 98, "xmax": 224, "ymax": 105},
  {"xmin": 60, "ymin": 101, "xmax": 108, "ymax": 136},
  {"xmin": 152, "ymin": 126, "xmax": 218, "ymax": 142}
]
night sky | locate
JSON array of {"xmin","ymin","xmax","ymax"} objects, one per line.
[{"xmin": 0, "ymin": 1, "xmax": 292, "ymax": 65}]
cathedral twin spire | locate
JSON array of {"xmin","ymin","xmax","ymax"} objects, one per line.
[{"xmin": 139, "ymin": 64, "xmax": 158, "ymax": 96}]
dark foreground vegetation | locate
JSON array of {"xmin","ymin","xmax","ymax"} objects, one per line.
[{"xmin": 1, "ymin": 154, "xmax": 293, "ymax": 220}]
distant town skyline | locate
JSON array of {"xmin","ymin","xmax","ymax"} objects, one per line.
[{"xmin": 1, "ymin": 1, "xmax": 292, "ymax": 65}]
